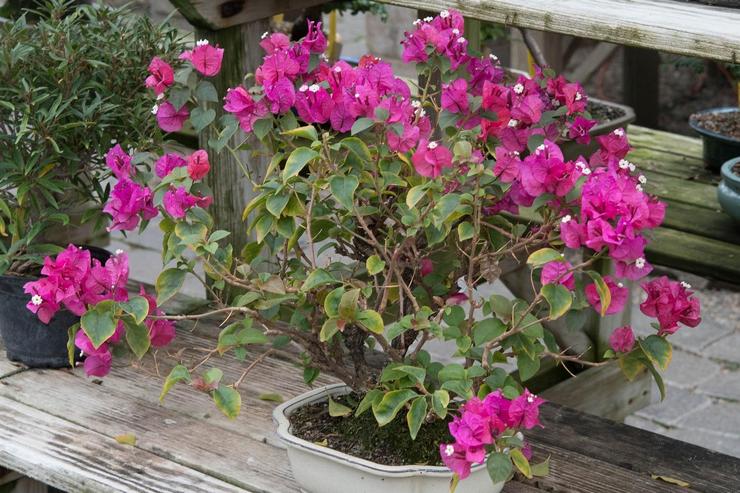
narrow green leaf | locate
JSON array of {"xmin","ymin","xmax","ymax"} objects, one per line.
[
  {"xmin": 541, "ymin": 284, "xmax": 573, "ymax": 320},
  {"xmin": 282, "ymin": 147, "xmax": 319, "ymax": 180},
  {"xmin": 510, "ymin": 448, "xmax": 532, "ymax": 479},
  {"xmin": 350, "ymin": 117, "xmax": 374, "ymax": 135},
  {"xmin": 160, "ymin": 364, "xmax": 191, "ymax": 401},
  {"xmin": 281, "ymin": 125, "xmax": 318, "ymax": 141},
  {"xmin": 156, "ymin": 268, "xmax": 186, "ymax": 306},
  {"xmin": 124, "ymin": 319, "xmax": 151, "ymax": 359},
  {"xmin": 320, "ymin": 318, "xmax": 341, "ymax": 342},
  {"xmin": 406, "ymin": 396, "xmax": 428, "ymax": 440},
  {"xmin": 258, "ymin": 393, "xmax": 284, "ymax": 403},
  {"xmin": 302, "ymin": 268, "xmax": 336, "ymax": 291},
  {"xmin": 526, "ymin": 248, "xmax": 563, "ymax": 266},
  {"xmin": 432, "ymin": 390, "xmax": 450, "ymax": 418},
  {"xmin": 356, "ymin": 389, "xmax": 383, "ymax": 417},
  {"xmin": 372, "ymin": 389, "xmax": 418, "ymax": 426},
  {"xmin": 586, "ymin": 270, "xmax": 612, "ymax": 316},
  {"xmin": 213, "ymin": 385, "xmax": 241, "ymax": 419}
]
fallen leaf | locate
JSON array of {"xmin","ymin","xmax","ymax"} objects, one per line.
[
  {"xmin": 114, "ymin": 433, "xmax": 137, "ymax": 446},
  {"xmin": 651, "ymin": 475, "xmax": 690, "ymax": 487},
  {"xmin": 314, "ymin": 439, "xmax": 328, "ymax": 447},
  {"xmin": 258, "ymin": 392, "xmax": 284, "ymax": 403}
]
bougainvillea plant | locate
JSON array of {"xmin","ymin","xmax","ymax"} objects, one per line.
[{"xmin": 28, "ymin": 11, "xmax": 702, "ymax": 488}]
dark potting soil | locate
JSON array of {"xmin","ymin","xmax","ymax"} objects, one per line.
[
  {"xmin": 289, "ymin": 392, "xmax": 452, "ymax": 466},
  {"xmin": 691, "ymin": 110, "xmax": 740, "ymax": 140},
  {"xmin": 587, "ymin": 100, "xmax": 626, "ymax": 124}
]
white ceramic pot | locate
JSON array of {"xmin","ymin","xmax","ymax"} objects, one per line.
[{"xmin": 273, "ymin": 383, "xmax": 503, "ymax": 493}]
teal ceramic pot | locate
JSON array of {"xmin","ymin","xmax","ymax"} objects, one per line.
[
  {"xmin": 689, "ymin": 108, "xmax": 740, "ymax": 173},
  {"xmin": 718, "ymin": 157, "xmax": 740, "ymax": 223}
]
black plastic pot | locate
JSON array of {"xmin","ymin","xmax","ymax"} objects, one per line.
[
  {"xmin": 689, "ymin": 107, "xmax": 740, "ymax": 173},
  {"xmin": 0, "ymin": 245, "xmax": 111, "ymax": 368}
]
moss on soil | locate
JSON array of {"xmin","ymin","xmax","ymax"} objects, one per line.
[{"xmin": 289, "ymin": 392, "xmax": 453, "ymax": 466}]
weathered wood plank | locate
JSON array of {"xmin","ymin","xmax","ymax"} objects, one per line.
[
  {"xmin": 661, "ymin": 200, "xmax": 740, "ymax": 245},
  {"xmin": 0, "ymin": 395, "xmax": 251, "ymax": 493},
  {"xmin": 628, "ymin": 125, "xmax": 703, "ymax": 159},
  {"xmin": 378, "ymin": 0, "xmax": 740, "ymax": 62},
  {"xmin": 646, "ymin": 227, "xmax": 740, "ymax": 283},
  {"xmin": 528, "ymin": 403, "xmax": 740, "ymax": 492},
  {"xmin": 641, "ymin": 169, "xmax": 720, "ymax": 210}
]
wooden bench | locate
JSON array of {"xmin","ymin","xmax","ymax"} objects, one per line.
[{"xmin": 1, "ymin": 316, "xmax": 739, "ymax": 493}]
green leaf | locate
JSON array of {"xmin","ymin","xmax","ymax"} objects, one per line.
[
  {"xmin": 195, "ymin": 81, "xmax": 219, "ymax": 102},
  {"xmin": 124, "ymin": 319, "xmax": 151, "ymax": 359},
  {"xmin": 114, "ymin": 433, "xmax": 137, "ymax": 446},
  {"xmin": 406, "ymin": 184, "xmax": 428, "ymax": 209},
  {"xmin": 432, "ymin": 390, "xmax": 450, "ymax": 418},
  {"xmin": 357, "ymin": 309, "xmax": 384, "ymax": 334},
  {"xmin": 487, "ymin": 452, "xmax": 513, "ymax": 484},
  {"xmin": 67, "ymin": 323, "xmax": 80, "ymax": 367},
  {"xmin": 282, "ymin": 147, "xmax": 319, "ymax": 180},
  {"xmin": 438, "ymin": 363, "xmax": 466, "ymax": 382},
  {"xmin": 531, "ymin": 457, "xmax": 550, "ymax": 477},
  {"xmin": 329, "ymin": 175, "xmax": 359, "ymax": 210},
  {"xmin": 373, "ymin": 389, "xmax": 418, "ymax": 426},
  {"xmin": 541, "ymin": 284, "xmax": 573, "ymax": 320},
  {"xmin": 586, "ymin": 270, "xmax": 611, "ymax": 316},
  {"xmin": 366, "ymin": 255, "xmax": 385, "ymax": 275},
  {"xmin": 282, "ymin": 125, "xmax": 318, "ymax": 141},
  {"xmin": 406, "ymin": 396, "xmax": 428, "ymax": 440},
  {"xmin": 156, "ymin": 268, "xmax": 186, "ymax": 306},
  {"xmin": 517, "ymin": 353, "xmax": 540, "ymax": 381},
  {"xmin": 639, "ymin": 335, "xmax": 672, "ymax": 370},
  {"xmin": 190, "ymin": 107, "xmax": 216, "ymax": 132},
  {"xmin": 473, "ymin": 318, "xmax": 506, "ymax": 346},
  {"xmin": 328, "ymin": 396, "xmax": 352, "ymax": 417},
  {"xmin": 319, "ymin": 318, "xmax": 341, "ymax": 342},
  {"xmin": 338, "ymin": 289, "xmax": 360, "ymax": 321},
  {"xmin": 510, "ymin": 448, "xmax": 532, "ymax": 479},
  {"xmin": 258, "ymin": 392, "xmax": 284, "ymax": 402},
  {"xmin": 175, "ymin": 222, "xmax": 207, "ymax": 244},
  {"xmin": 356, "ymin": 389, "xmax": 383, "ymax": 417},
  {"xmin": 266, "ymin": 193, "xmax": 291, "ymax": 217},
  {"xmin": 340, "ymin": 137, "xmax": 372, "ymax": 161},
  {"xmin": 457, "ymin": 221, "xmax": 474, "ymax": 241},
  {"xmin": 489, "ymin": 295, "xmax": 513, "ymax": 321},
  {"xmin": 213, "ymin": 384, "xmax": 241, "ymax": 419},
  {"xmin": 119, "ymin": 296, "xmax": 150, "ymax": 324},
  {"xmin": 203, "ymin": 368, "xmax": 224, "ymax": 386},
  {"xmin": 350, "ymin": 117, "xmax": 374, "ymax": 135},
  {"xmin": 160, "ymin": 364, "xmax": 191, "ymax": 401},
  {"xmin": 80, "ymin": 301, "xmax": 117, "ymax": 350},
  {"xmin": 302, "ymin": 268, "xmax": 336, "ymax": 291},
  {"xmin": 526, "ymin": 248, "xmax": 563, "ymax": 266},
  {"xmin": 618, "ymin": 349, "xmax": 646, "ymax": 380},
  {"xmin": 323, "ymin": 287, "xmax": 344, "ymax": 318},
  {"xmin": 433, "ymin": 194, "xmax": 461, "ymax": 225},
  {"xmin": 380, "ymin": 364, "xmax": 426, "ymax": 384},
  {"xmin": 645, "ymin": 359, "xmax": 667, "ymax": 401}
]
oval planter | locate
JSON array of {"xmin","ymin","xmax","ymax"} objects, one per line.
[
  {"xmin": 0, "ymin": 245, "xmax": 111, "ymax": 368},
  {"xmin": 718, "ymin": 157, "xmax": 740, "ymax": 223},
  {"xmin": 274, "ymin": 383, "xmax": 503, "ymax": 493},
  {"xmin": 689, "ymin": 107, "xmax": 740, "ymax": 173}
]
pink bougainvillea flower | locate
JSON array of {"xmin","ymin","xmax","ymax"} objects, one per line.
[
  {"xmin": 609, "ymin": 325, "xmax": 635, "ymax": 353},
  {"xmin": 449, "ymin": 401, "xmax": 493, "ymax": 449},
  {"xmin": 420, "ymin": 258, "xmax": 433, "ymax": 277},
  {"xmin": 104, "ymin": 178, "xmax": 158, "ymax": 232},
  {"xmin": 105, "ymin": 144, "xmax": 132, "ymax": 179},
  {"xmin": 155, "ymin": 153, "xmax": 187, "ymax": 179},
  {"xmin": 540, "ymin": 260, "xmax": 575, "ymax": 290},
  {"xmin": 568, "ymin": 116, "xmax": 596, "ymax": 145},
  {"xmin": 493, "ymin": 147, "xmax": 521, "ymax": 183},
  {"xmin": 302, "ymin": 20, "xmax": 327, "ymax": 54},
  {"xmin": 87, "ymin": 251, "xmax": 130, "ymax": 304},
  {"xmin": 139, "ymin": 287, "xmax": 176, "ymax": 347},
  {"xmin": 440, "ymin": 442, "xmax": 473, "ymax": 479},
  {"xmin": 559, "ymin": 215, "xmax": 585, "ymax": 249},
  {"xmin": 519, "ymin": 139, "xmax": 579, "ymax": 197},
  {"xmin": 412, "ymin": 140, "xmax": 453, "ymax": 178},
  {"xmin": 23, "ymin": 278, "xmax": 61, "ymax": 324},
  {"xmin": 386, "ymin": 124, "xmax": 420, "ymax": 153},
  {"xmin": 508, "ymin": 389, "xmax": 545, "ymax": 430},
  {"xmin": 187, "ymin": 149, "xmax": 210, "ymax": 181},
  {"xmin": 145, "ymin": 56, "xmax": 174, "ymax": 95},
  {"xmin": 263, "ymin": 77, "xmax": 296, "ymax": 114},
  {"xmin": 180, "ymin": 40, "xmax": 224, "ymax": 77},
  {"xmin": 223, "ymin": 86, "xmax": 268, "ymax": 132},
  {"xmin": 259, "ymin": 32, "xmax": 290, "ymax": 54},
  {"xmin": 156, "ymin": 101, "xmax": 189, "ymax": 133},
  {"xmin": 585, "ymin": 275, "xmax": 629, "ymax": 315},
  {"xmin": 83, "ymin": 349, "xmax": 112, "ymax": 377},
  {"xmin": 441, "ymin": 78, "xmax": 469, "ymax": 113},
  {"xmin": 639, "ymin": 276, "xmax": 701, "ymax": 335},
  {"xmin": 163, "ymin": 187, "xmax": 212, "ymax": 219},
  {"xmin": 446, "ymin": 292, "xmax": 469, "ymax": 306}
]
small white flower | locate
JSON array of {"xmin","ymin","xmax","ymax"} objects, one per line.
[
  {"xmin": 354, "ymin": 93, "xmax": 361, "ymax": 99},
  {"xmin": 31, "ymin": 295, "xmax": 43, "ymax": 306},
  {"xmin": 440, "ymin": 10, "xmax": 450, "ymax": 18},
  {"xmin": 617, "ymin": 282, "xmax": 624, "ymax": 288},
  {"xmin": 513, "ymin": 83, "xmax": 524, "ymax": 94},
  {"xmin": 418, "ymin": 109, "xmax": 427, "ymax": 117},
  {"xmin": 489, "ymin": 54, "xmax": 499, "ymax": 61},
  {"xmin": 628, "ymin": 163, "xmax": 636, "ymax": 172},
  {"xmin": 261, "ymin": 31, "xmax": 269, "ymax": 40},
  {"xmin": 110, "ymin": 139, "xmax": 117, "ymax": 144},
  {"xmin": 681, "ymin": 281, "xmax": 692, "ymax": 289},
  {"xmin": 427, "ymin": 141, "xmax": 439, "ymax": 150},
  {"xmin": 561, "ymin": 214, "xmax": 572, "ymax": 223},
  {"xmin": 508, "ymin": 119, "xmax": 518, "ymax": 127},
  {"xmin": 535, "ymin": 144, "xmax": 545, "ymax": 154},
  {"xmin": 636, "ymin": 184, "xmax": 643, "ymax": 192},
  {"xmin": 156, "ymin": 93, "xmax": 165, "ymax": 101},
  {"xmin": 618, "ymin": 159, "xmax": 630, "ymax": 170},
  {"xmin": 308, "ymin": 84, "xmax": 320, "ymax": 93},
  {"xmin": 457, "ymin": 37, "xmax": 466, "ymax": 44},
  {"xmin": 115, "ymin": 249, "xmax": 124, "ymax": 256},
  {"xmin": 503, "ymin": 447, "xmax": 510, "ymax": 454},
  {"xmin": 635, "ymin": 257, "xmax": 646, "ymax": 269},
  {"xmin": 413, "ymin": 18, "xmax": 422, "ymax": 26},
  {"xmin": 515, "ymin": 432, "xmax": 524, "ymax": 441},
  {"xmin": 452, "ymin": 28, "xmax": 460, "ymax": 35},
  {"xmin": 196, "ymin": 39, "xmax": 209, "ymax": 47},
  {"xmin": 299, "ymin": 84, "xmax": 309, "ymax": 92},
  {"xmin": 424, "ymin": 16, "xmax": 433, "ymax": 22},
  {"xmin": 320, "ymin": 54, "xmax": 329, "ymax": 62},
  {"xmin": 527, "ymin": 393, "xmax": 536, "ymax": 403},
  {"xmin": 638, "ymin": 174, "xmax": 647, "ymax": 184},
  {"xmin": 445, "ymin": 444, "xmax": 455, "ymax": 456},
  {"xmin": 551, "ymin": 98, "xmax": 560, "ymax": 107},
  {"xmin": 575, "ymin": 92, "xmax": 583, "ymax": 101},
  {"xmin": 411, "ymin": 100, "xmax": 421, "ymax": 108},
  {"xmin": 512, "ymin": 151, "xmax": 520, "ymax": 156},
  {"xmin": 334, "ymin": 66, "xmax": 342, "ymax": 73},
  {"xmin": 151, "ymin": 104, "xmax": 159, "ymax": 115},
  {"xmin": 614, "ymin": 128, "xmax": 625, "ymax": 137}
]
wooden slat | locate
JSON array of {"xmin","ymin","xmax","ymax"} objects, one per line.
[
  {"xmin": 379, "ymin": 0, "xmax": 740, "ymax": 62},
  {"xmin": 642, "ymin": 169, "xmax": 720, "ymax": 210},
  {"xmin": 661, "ymin": 200, "xmax": 740, "ymax": 245},
  {"xmin": 628, "ymin": 126, "xmax": 703, "ymax": 160},
  {"xmin": 646, "ymin": 227, "xmax": 740, "ymax": 283},
  {"xmin": 0, "ymin": 396, "xmax": 250, "ymax": 493}
]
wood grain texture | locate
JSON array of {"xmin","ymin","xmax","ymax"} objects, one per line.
[{"xmin": 378, "ymin": 0, "xmax": 740, "ymax": 62}]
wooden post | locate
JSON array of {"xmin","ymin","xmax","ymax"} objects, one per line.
[
  {"xmin": 171, "ymin": 0, "xmax": 325, "ymax": 257},
  {"xmin": 623, "ymin": 46, "xmax": 660, "ymax": 128}
]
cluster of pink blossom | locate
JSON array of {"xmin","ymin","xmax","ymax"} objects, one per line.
[
  {"xmin": 147, "ymin": 40, "xmax": 224, "ymax": 132},
  {"xmin": 440, "ymin": 389, "xmax": 544, "ymax": 479},
  {"xmin": 103, "ymin": 145, "xmax": 212, "ymax": 231},
  {"xmin": 24, "ymin": 245, "xmax": 175, "ymax": 376},
  {"xmin": 640, "ymin": 276, "xmax": 701, "ymax": 335}
]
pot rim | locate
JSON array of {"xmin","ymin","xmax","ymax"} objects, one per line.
[
  {"xmin": 273, "ymin": 383, "xmax": 486, "ymax": 478},
  {"xmin": 689, "ymin": 107, "xmax": 740, "ymax": 145},
  {"xmin": 721, "ymin": 157, "xmax": 740, "ymax": 186}
]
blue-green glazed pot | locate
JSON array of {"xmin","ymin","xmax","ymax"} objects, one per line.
[{"xmin": 718, "ymin": 157, "xmax": 740, "ymax": 223}]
